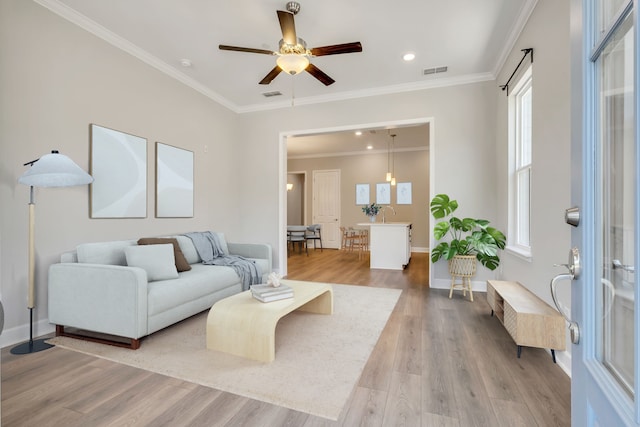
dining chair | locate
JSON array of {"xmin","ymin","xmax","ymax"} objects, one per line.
[
  {"xmin": 287, "ymin": 226, "xmax": 308, "ymax": 256},
  {"xmin": 305, "ymin": 224, "xmax": 322, "ymax": 251}
]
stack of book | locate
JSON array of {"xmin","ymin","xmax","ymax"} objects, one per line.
[{"xmin": 251, "ymin": 284, "xmax": 294, "ymax": 303}]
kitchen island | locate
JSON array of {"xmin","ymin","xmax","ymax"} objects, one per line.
[{"xmin": 357, "ymin": 222, "xmax": 412, "ymax": 270}]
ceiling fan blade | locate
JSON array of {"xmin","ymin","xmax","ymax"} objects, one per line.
[
  {"xmin": 219, "ymin": 45, "xmax": 275, "ymax": 55},
  {"xmin": 306, "ymin": 63, "xmax": 335, "ymax": 86},
  {"xmin": 259, "ymin": 66, "xmax": 283, "ymax": 85},
  {"xmin": 310, "ymin": 42, "xmax": 363, "ymax": 57},
  {"xmin": 277, "ymin": 10, "xmax": 297, "ymax": 45}
]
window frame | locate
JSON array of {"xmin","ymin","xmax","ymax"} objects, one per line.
[{"xmin": 507, "ymin": 65, "xmax": 533, "ymax": 260}]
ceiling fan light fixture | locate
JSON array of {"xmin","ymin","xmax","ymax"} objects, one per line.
[
  {"xmin": 403, "ymin": 52, "xmax": 416, "ymax": 62},
  {"xmin": 276, "ymin": 54, "xmax": 309, "ymax": 75}
]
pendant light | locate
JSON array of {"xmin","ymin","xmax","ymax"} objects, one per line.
[
  {"xmin": 390, "ymin": 134, "xmax": 397, "ymax": 186},
  {"xmin": 385, "ymin": 134, "xmax": 392, "ymax": 182}
]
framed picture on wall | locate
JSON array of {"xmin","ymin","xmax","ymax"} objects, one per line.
[
  {"xmin": 355, "ymin": 183, "xmax": 369, "ymax": 205},
  {"xmin": 376, "ymin": 183, "xmax": 391, "ymax": 205},
  {"xmin": 156, "ymin": 142, "xmax": 194, "ymax": 218},
  {"xmin": 90, "ymin": 124, "xmax": 147, "ymax": 218},
  {"xmin": 397, "ymin": 182, "xmax": 412, "ymax": 204}
]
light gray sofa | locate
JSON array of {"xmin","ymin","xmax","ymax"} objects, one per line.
[{"xmin": 48, "ymin": 234, "xmax": 271, "ymax": 349}]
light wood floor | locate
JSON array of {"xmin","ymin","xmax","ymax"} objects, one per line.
[{"xmin": 2, "ymin": 249, "xmax": 571, "ymax": 426}]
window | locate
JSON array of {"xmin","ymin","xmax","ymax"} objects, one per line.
[{"xmin": 508, "ymin": 65, "xmax": 532, "ymax": 259}]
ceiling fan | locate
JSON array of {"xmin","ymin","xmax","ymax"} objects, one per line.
[{"xmin": 219, "ymin": 1, "xmax": 362, "ymax": 86}]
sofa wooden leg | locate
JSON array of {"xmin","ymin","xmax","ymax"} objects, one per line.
[{"xmin": 54, "ymin": 324, "xmax": 141, "ymax": 350}]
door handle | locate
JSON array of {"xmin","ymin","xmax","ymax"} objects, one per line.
[
  {"xmin": 550, "ymin": 273, "xmax": 580, "ymax": 344},
  {"xmin": 550, "ymin": 248, "xmax": 581, "ymax": 344},
  {"xmin": 612, "ymin": 259, "xmax": 635, "ymax": 273}
]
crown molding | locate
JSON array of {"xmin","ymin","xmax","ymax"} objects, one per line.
[
  {"xmin": 492, "ymin": 0, "xmax": 539, "ymax": 78},
  {"xmin": 237, "ymin": 72, "xmax": 495, "ymax": 113}
]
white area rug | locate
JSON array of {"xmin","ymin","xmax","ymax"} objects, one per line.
[{"xmin": 48, "ymin": 284, "xmax": 401, "ymax": 420}]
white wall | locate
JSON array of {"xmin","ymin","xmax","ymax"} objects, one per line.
[
  {"xmin": 0, "ymin": 0, "xmax": 242, "ymax": 346},
  {"xmin": 494, "ymin": 0, "xmax": 572, "ymax": 372}
]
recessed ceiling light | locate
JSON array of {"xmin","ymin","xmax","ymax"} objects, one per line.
[
  {"xmin": 403, "ymin": 53, "xmax": 416, "ymax": 62},
  {"xmin": 180, "ymin": 59, "xmax": 192, "ymax": 67},
  {"xmin": 355, "ymin": 131, "xmax": 363, "ymax": 136},
  {"xmin": 366, "ymin": 145, "xmax": 373, "ymax": 150}
]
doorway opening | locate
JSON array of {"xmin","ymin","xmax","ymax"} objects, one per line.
[{"xmin": 279, "ymin": 117, "xmax": 434, "ymax": 277}]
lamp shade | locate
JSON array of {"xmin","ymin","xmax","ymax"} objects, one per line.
[
  {"xmin": 18, "ymin": 151, "xmax": 93, "ymax": 188},
  {"xmin": 276, "ymin": 54, "xmax": 309, "ymax": 75}
]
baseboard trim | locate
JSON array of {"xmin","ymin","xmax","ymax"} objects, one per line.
[
  {"xmin": 553, "ymin": 349, "xmax": 572, "ymax": 378},
  {"xmin": 0, "ymin": 319, "xmax": 55, "ymax": 349},
  {"xmin": 430, "ymin": 278, "xmax": 487, "ymax": 292}
]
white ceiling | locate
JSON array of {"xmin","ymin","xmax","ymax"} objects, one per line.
[{"xmin": 40, "ymin": 0, "xmax": 535, "ymax": 113}]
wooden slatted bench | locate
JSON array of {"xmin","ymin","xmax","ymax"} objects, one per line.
[{"xmin": 486, "ymin": 280, "xmax": 566, "ymax": 362}]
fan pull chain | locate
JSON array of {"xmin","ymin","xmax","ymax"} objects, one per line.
[{"xmin": 291, "ymin": 75, "xmax": 295, "ymax": 107}]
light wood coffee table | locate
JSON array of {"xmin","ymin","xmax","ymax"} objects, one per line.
[{"xmin": 206, "ymin": 279, "xmax": 333, "ymax": 362}]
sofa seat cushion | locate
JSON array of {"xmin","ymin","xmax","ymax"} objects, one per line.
[{"xmin": 147, "ymin": 264, "xmax": 240, "ymax": 316}]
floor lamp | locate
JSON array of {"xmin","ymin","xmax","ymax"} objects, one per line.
[{"xmin": 11, "ymin": 150, "xmax": 93, "ymax": 355}]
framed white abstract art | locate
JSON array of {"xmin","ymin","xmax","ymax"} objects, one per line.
[
  {"xmin": 155, "ymin": 142, "xmax": 194, "ymax": 218},
  {"xmin": 90, "ymin": 124, "xmax": 147, "ymax": 218}
]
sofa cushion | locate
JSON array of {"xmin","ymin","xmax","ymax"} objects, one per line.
[
  {"xmin": 137, "ymin": 237, "xmax": 191, "ymax": 272},
  {"xmin": 124, "ymin": 244, "xmax": 179, "ymax": 281},
  {"xmin": 174, "ymin": 235, "xmax": 200, "ymax": 264},
  {"xmin": 77, "ymin": 240, "xmax": 136, "ymax": 265},
  {"xmin": 147, "ymin": 264, "xmax": 241, "ymax": 315},
  {"xmin": 175, "ymin": 232, "xmax": 229, "ymax": 264}
]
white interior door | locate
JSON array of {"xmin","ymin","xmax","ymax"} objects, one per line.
[
  {"xmin": 312, "ymin": 169, "xmax": 340, "ymax": 249},
  {"xmin": 570, "ymin": 1, "xmax": 639, "ymax": 424}
]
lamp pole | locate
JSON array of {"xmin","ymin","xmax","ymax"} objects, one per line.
[{"xmin": 11, "ymin": 185, "xmax": 53, "ymax": 354}]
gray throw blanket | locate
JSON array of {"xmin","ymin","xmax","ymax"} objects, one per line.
[{"xmin": 184, "ymin": 231, "xmax": 262, "ymax": 291}]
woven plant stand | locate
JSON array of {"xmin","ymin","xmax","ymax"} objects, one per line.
[{"xmin": 448, "ymin": 255, "xmax": 477, "ymax": 301}]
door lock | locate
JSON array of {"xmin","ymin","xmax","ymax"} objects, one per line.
[{"xmin": 565, "ymin": 207, "xmax": 580, "ymax": 227}]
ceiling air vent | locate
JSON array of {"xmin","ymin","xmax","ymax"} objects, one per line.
[
  {"xmin": 423, "ymin": 66, "xmax": 448, "ymax": 76},
  {"xmin": 262, "ymin": 91, "xmax": 282, "ymax": 97}
]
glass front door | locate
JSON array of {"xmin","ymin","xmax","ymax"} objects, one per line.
[{"xmin": 571, "ymin": 0, "xmax": 639, "ymax": 424}]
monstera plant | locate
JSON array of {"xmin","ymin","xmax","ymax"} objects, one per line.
[{"xmin": 430, "ymin": 194, "xmax": 506, "ymax": 271}]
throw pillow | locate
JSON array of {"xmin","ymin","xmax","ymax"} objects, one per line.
[
  {"xmin": 124, "ymin": 244, "xmax": 179, "ymax": 281},
  {"xmin": 137, "ymin": 237, "xmax": 191, "ymax": 272}
]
